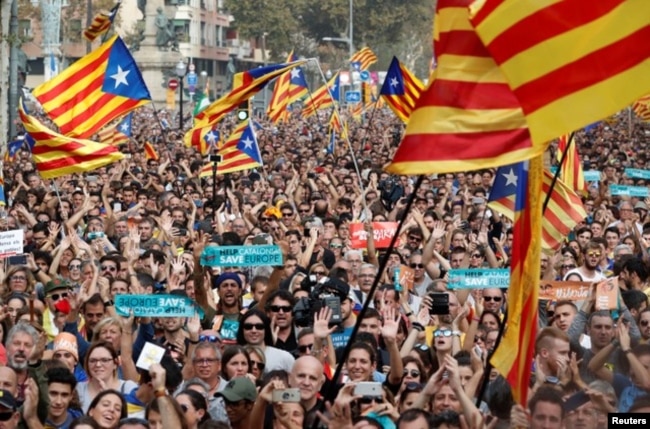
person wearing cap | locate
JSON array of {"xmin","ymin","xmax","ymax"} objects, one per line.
[
  {"xmin": 210, "ymin": 273, "xmax": 244, "ymax": 344},
  {"xmin": 51, "ymin": 332, "xmax": 87, "ymax": 382},
  {"xmin": 43, "ymin": 279, "xmax": 73, "ymax": 342},
  {"xmin": 215, "ymin": 377, "xmax": 257, "ymax": 429},
  {"xmin": 0, "ymin": 389, "xmax": 20, "ymax": 429}
]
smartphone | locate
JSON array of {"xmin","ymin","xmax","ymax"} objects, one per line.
[
  {"xmin": 252, "ymin": 233, "xmax": 271, "ymax": 245},
  {"xmin": 7, "ymin": 254, "xmax": 27, "ymax": 265},
  {"xmin": 354, "ymin": 382, "xmax": 382, "ymax": 398},
  {"xmin": 272, "ymin": 388, "xmax": 301, "ymax": 403},
  {"xmin": 429, "ymin": 293, "xmax": 450, "ymax": 315},
  {"xmin": 87, "ymin": 231, "xmax": 105, "ymax": 240},
  {"xmin": 564, "ymin": 391, "xmax": 590, "ymax": 412},
  {"xmin": 114, "ymin": 202, "xmax": 122, "ymax": 213},
  {"xmin": 473, "ymin": 345, "xmax": 483, "ymax": 359}
]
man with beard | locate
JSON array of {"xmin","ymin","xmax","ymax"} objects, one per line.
[
  {"xmin": 265, "ymin": 290, "xmax": 297, "ymax": 353},
  {"xmin": 5, "ymin": 324, "xmax": 49, "ymax": 425},
  {"xmin": 481, "ymin": 288, "xmax": 505, "ymax": 317},
  {"xmin": 639, "ymin": 309, "xmax": 650, "ymax": 344},
  {"xmin": 211, "ymin": 273, "xmax": 244, "ymax": 344},
  {"xmin": 532, "ymin": 327, "xmax": 571, "ymax": 389},
  {"xmin": 288, "ymin": 356, "xmax": 326, "ymax": 428},
  {"xmin": 157, "ymin": 316, "xmax": 188, "ymax": 365},
  {"xmin": 564, "ymin": 241, "xmax": 607, "ymax": 282},
  {"xmin": 620, "ymin": 257, "xmax": 649, "ymax": 291}
]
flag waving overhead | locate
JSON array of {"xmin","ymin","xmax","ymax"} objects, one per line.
[
  {"xmin": 302, "ymin": 73, "xmax": 340, "ymax": 118},
  {"xmin": 33, "ymin": 35, "xmax": 151, "ymax": 139},
  {"xmin": 470, "ymin": 0, "xmax": 650, "ymax": 145},
  {"xmin": 184, "ymin": 124, "xmax": 220, "ymax": 156},
  {"xmin": 349, "ymin": 47, "xmax": 377, "ymax": 71},
  {"xmin": 83, "ymin": 2, "xmax": 120, "ymax": 42},
  {"xmin": 193, "ymin": 60, "xmax": 307, "ymax": 128},
  {"xmin": 380, "ymin": 57, "xmax": 425, "ymax": 123},
  {"xmin": 266, "ymin": 51, "xmax": 308, "ymax": 123},
  {"xmin": 633, "ymin": 95, "xmax": 650, "ymax": 122},
  {"xmin": 556, "ymin": 134, "xmax": 587, "ymax": 195},
  {"xmin": 488, "ymin": 162, "xmax": 586, "ymax": 251},
  {"xmin": 144, "ymin": 142, "xmax": 159, "ymax": 161},
  {"xmin": 491, "ymin": 155, "xmax": 543, "ymax": 406},
  {"xmin": 19, "ymin": 101, "xmax": 124, "ymax": 179},
  {"xmin": 387, "ymin": 0, "xmax": 542, "ymax": 175},
  {"xmin": 199, "ymin": 120, "xmax": 262, "ymax": 176}
]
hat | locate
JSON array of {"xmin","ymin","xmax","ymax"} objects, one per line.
[
  {"xmin": 0, "ymin": 390, "xmax": 17, "ymax": 410},
  {"xmin": 53, "ymin": 332, "xmax": 79, "ymax": 362},
  {"xmin": 216, "ymin": 377, "xmax": 257, "ymax": 403},
  {"xmin": 44, "ymin": 278, "xmax": 70, "ymax": 296},
  {"xmin": 635, "ymin": 202, "xmax": 648, "ymax": 211},
  {"xmin": 212, "ymin": 272, "xmax": 242, "ymax": 290}
]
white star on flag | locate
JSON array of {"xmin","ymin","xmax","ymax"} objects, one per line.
[
  {"xmin": 390, "ymin": 77, "xmax": 399, "ymax": 87},
  {"xmin": 241, "ymin": 136, "xmax": 254, "ymax": 149},
  {"xmin": 502, "ymin": 168, "xmax": 518, "ymax": 187},
  {"xmin": 290, "ymin": 68, "xmax": 301, "ymax": 79},
  {"xmin": 110, "ymin": 65, "xmax": 130, "ymax": 88},
  {"xmin": 120, "ymin": 123, "xmax": 129, "ymax": 132},
  {"xmin": 205, "ymin": 131, "xmax": 218, "ymax": 143}
]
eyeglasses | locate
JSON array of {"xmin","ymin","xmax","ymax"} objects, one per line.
[
  {"xmin": 640, "ymin": 320, "xmax": 650, "ymax": 327},
  {"xmin": 260, "ymin": 217, "xmax": 273, "ymax": 222},
  {"xmin": 68, "ymin": 264, "xmax": 81, "ymax": 270},
  {"xmin": 474, "ymin": 335, "xmax": 485, "ymax": 343},
  {"xmin": 434, "ymin": 329, "xmax": 453, "ymax": 338},
  {"xmin": 414, "ymin": 343, "xmax": 430, "ymax": 351},
  {"xmin": 10, "ymin": 276, "xmax": 26, "ymax": 281},
  {"xmin": 101, "ymin": 265, "xmax": 117, "ymax": 272},
  {"xmin": 359, "ymin": 396, "xmax": 382, "ymax": 404},
  {"xmin": 298, "ymin": 209, "xmax": 310, "ymax": 214},
  {"xmin": 402, "ymin": 369, "xmax": 420, "ymax": 378},
  {"xmin": 119, "ymin": 418, "xmax": 150, "ymax": 429},
  {"xmin": 483, "ymin": 296, "xmax": 502, "ymax": 302},
  {"xmin": 312, "ymin": 271, "xmax": 327, "ymax": 277},
  {"xmin": 409, "ymin": 263, "xmax": 424, "ymax": 269},
  {"xmin": 561, "ymin": 264, "xmax": 576, "ymax": 269},
  {"xmin": 408, "ymin": 235, "xmax": 423, "ymax": 242},
  {"xmin": 587, "ymin": 251, "xmax": 602, "ymax": 258},
  {"xmin": 330, "ymin": 243, "xmax": 343, "ymax": 249},
  {"xmin": 0, "ymin": 412, "xmax": 14, "ymax": 422},
  {"xmin": 249, "ymin": 361, "xmax": 265, "ymax": 371},
  {"xmin": 243, "ymin": 323, "xmax": 265, "ymax": 331},
  {"xmin": 199, "ymin": 335, "xmax": 221, "ymax": 343},
  {"xmin": 282, "ymin": 212, "xmax": 294, "ymax": 217},
  {"xmin": 298, "ymin": 344, "xmax": 313, "ymax": 353},
  {"xmin": 471, "ymin": 254, "xmax": 482, "ymax": 258},
  {"xmin": 49, "ymin": 292, "xmax": 69, "ymax": 301},
  {"xmin": 89, "ymin": 357, "xmax": 114, "ymax": 365},
  {"xmin": 270, "ymin": 305, "xmax": 292, "ymax": 313},
  {"xmin": 192, "ymin": 358, "xmax": 220, "ymax": 365}
]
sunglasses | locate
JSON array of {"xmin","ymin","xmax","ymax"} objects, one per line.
[
  {"xmin": 483, "ymin": 296, "xmax": 502, "ymax": 302},
  {"xmin": 199, "ymin": 335, "xmax": 221, "ymax": 343},
  {"xmin": 471, "ymin": 254, "xmax": 482, "ymax": 258},
  {"xmin": 68, "ymin": 264, "xmax": 81, "ymax": 270},
  {"xmin": 402, "ymin": 369, "xmax": 420, "ymax": 378},
  {"xmin": 561, "ymin": 265, "xmax": 576, "ymax": 269},
  {"xmin": 359, "ymin": 396, "xmax": 382, "ymax": 404},
  {"xmin": 298, "ymin": 344, "xmax": 313, "ymax": 353},
  {"xmin": 250, "ymin": 361, "xmax": 265, "ymax": 371},
  {"xmin": 260, "ymin": 217, "xmax": 273, "ymax": 222},
  {"xmin": 0, "ymin": 412, "xmax": 13, "ymax": 422},
  {"xmin": 587, "ymin": 252, "xmax": 601, "ymax": 257},
  {"xmin": 270, "ymin": 305, "xmax": 292, "ymax": 313},
  {"xmin": 192, "ymin": 358, "xmax": 220, "ymax": 365},
  {"xmin": 408, "ymin": 236, "xmax": 423, "ymax": 241},
  {"xmin": 49, "ymin": 292, "xmax": 69, "ymax": 301},
  {"xmin": 282, "ymin": 212, "xmax": 294, "ymax": 217},
  {"xmin": 330, "ymin": 243, "xmax": 343, "ymax": 249},
  {"xmin": 409, "ymin": 263, "xmax": 424, "ymax": 269},
  {"xmin": 298, "ymin": 209, "xmax": 310, "ymax": 214},
  {"xmin": 434, "ymin": 329, "xmax": 453, "ymax": 338},
  {"xmin": 312, "ymin": 271, "xmax": 327, "ymax": 276},
  {"xmin": 101, "ymin": 265, "xmax": 117, "ymax": 272},
  {"xmin": 641, "ymin": 320, "xmax": 650, "ymax": 327},
  {"xmin": 243, "ymin": 323, "xmax": 265, "ymax": 331}
]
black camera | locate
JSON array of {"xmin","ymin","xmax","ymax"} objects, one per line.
[
  {"xmin": 293, "ymin": 277, "xmax": 348, "ymax": 327},
  {"xmin": 429, "ymin": 293, "xmax": 450, "ymax": 315}
]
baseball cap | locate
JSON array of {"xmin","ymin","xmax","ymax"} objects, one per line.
[
  {"xmin": 44, "ymin": 278, "xmax": 70, "ymax": 296},
  {"xmin": 0, "ymin": 390, "xmax": 17, "ymax": 410},
  {"xmin": 215, "ymin": 377, "xmax": 257, "ymax": 403}
]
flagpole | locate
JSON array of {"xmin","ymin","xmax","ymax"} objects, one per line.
[
  {"xmin": 310, "ymin": 59, "xmax": 369, "ymax": 216},
  {"xmin": 543, "ymin": 132, "xmax": 575, "ymax": 214},
  {"xmin": 100, "ymin": 1, "xmax": 121, "ymax": 44},
  {"xmin": 312, "ymin": 175, "xmax": 425, "ymax": 429}
]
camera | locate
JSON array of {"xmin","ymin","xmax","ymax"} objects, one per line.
[
  {"xmin": 272, "ymin": 388, "xmax": 301, "ymax": 403},
  {"xmin": 209, "ymin": 154, "xmax": 222, "ymax": 163},
  {"xmin": 429, "ymin": 293, "xmax": 450, "ymax": 315},
  {"xmin": 293, "ymin": 277, "xmax": 348, "ymax": 328},
  {"xmin": 87, "ymin": 231, "xmax": 105, "ymax": 240}
]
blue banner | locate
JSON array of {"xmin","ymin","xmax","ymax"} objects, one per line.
[
  {"xmin": 625, "ymin": 168, "xmax": 650, "ymax": 180},
  {"xmin": 548, "ymin": 167, "xmax": 600, "ymax": 182},
  {"xmin": 448, "ymin": 268, "xmax": 510, "ymax": 290},
  {"xmin": 200, "ymin": 245, "xmax": 283, "ymax": 267},
  {"xmin": 115, "ymin": 294, "xmax": 203, "ymax": 318},
  {"xmin": 609, "ymin": 184, "xmax": 649, "ymax": 197}
]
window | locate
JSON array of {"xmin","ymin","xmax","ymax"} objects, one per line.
[{"xmin": 18, "ymin": 19, "xmax": 31, "ymax": 39}]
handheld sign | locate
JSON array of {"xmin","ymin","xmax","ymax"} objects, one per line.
[
  {"xmin": 448, "ymin": 268, "xmax": 510, "ymax": 290},
  {"xmin": 398, "ymin": 264, "xmax": 415, "ymax": 291},
  {"xmin": 539, "ymin": 281, "xmax": 592, "ymax": 301},
  {"xmin": 136, "ymin": 342, "xmax": 166, "ymax": 371},
  {"xmin": 349, "ymin": 222, "xmax": 399, "ymax": 249},
  {"xmin": 0, "ymin": 229, "xmax": 24, "ymax": 258},
  {"xmin": 115, "ymin": 294, "xmax": 204, "ymax": 318},
  {"xmin": 201, "ymin": 245, "xmax": 283, "ymax": 267},
  {"xmin": 609, "ymin": 184, "xmax": 649, "ymax": 197},
  {"xmin": 624, "ymin": 168, "xmax": 650, "ymax": 180},
  {"xmin": 595, "ymin": 277, "xmax": 619, "ymax": 311}
]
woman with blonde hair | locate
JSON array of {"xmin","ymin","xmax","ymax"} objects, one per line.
[
  {"xmin": 245, "ymin": 345, "xmax": 267, "ymax": 383},
  {"xmin": 1, "ymin": 266, "xmax": 35, "ymax": 298}
]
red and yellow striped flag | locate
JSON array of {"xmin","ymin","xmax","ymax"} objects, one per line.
[
  {"xmin": 470, "ymin": 0, "xmax": 650, "ymax": 145},
  {"xmin": 302, "ymin": 73, "xmax": 339, "ymax": 118},
  {"xmin": 556, "ymin": 134, "xmax": 587, "ymax": 196},
  {"xmin": 267, "ymin": 51, "xmax": 296, "ymax": 123},
  {"xmin": 349, "ymin": 47, "xmax": 377, "ymax": 71},
  {"xmin": 83, "ymin": 2, "xmax": 119, "ymax": 42},
  {"xmin": 144, "ymin": 142, "xmax": 159, "ymax": 161},
  {"xmin": 633, "ymin": 94, "xmax": 650, "ymax": 122},
  {"xmin": 19, "ymin": 101, "xmax": 124, "ymax": 179},
  {"xmin": 491, "ymin": 155, "xmax": 543, "ymax": 406},
  {"xmin": 387, "ymin": 0, "xmax": 543, "ymax": 174}
]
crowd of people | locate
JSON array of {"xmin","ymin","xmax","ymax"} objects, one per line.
[{"xmin": 0, "ymin": 103, "xmax": 649, "ymax": 429}]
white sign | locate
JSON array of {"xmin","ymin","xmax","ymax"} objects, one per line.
[{"xmin": 0, "ymin": 229, "xmax": 23, "ymax": 258}]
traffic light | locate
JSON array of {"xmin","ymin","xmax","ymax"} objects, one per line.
[{"xmin": 237, "ymin": 101, "xmax": 249, "ymax": 122}]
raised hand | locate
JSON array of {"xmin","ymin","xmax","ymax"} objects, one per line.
[
  {"xmin": 313, "ymin": 306, "xmax": 337, "ymax": 339},
  {"xmin": 380, "ymin": 307, "xmax": 399, "ymax": 344}
]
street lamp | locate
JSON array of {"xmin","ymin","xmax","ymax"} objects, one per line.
[{"xmin": 175, "ymin": 59, "xmax": 187, "ymax": 130}]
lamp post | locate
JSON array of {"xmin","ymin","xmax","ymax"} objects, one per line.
[{"xmin": 175, "ymin": 59, "xmax": 187, "ymax": 130}]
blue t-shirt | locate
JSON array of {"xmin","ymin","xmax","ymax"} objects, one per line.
[
  {"xmin": 331, "ymin": 326, "xmax": 354, "ymax": 349},
  {"xmin": 613, "ymin": 373, "xmax": 648, "ymax": 412}
]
